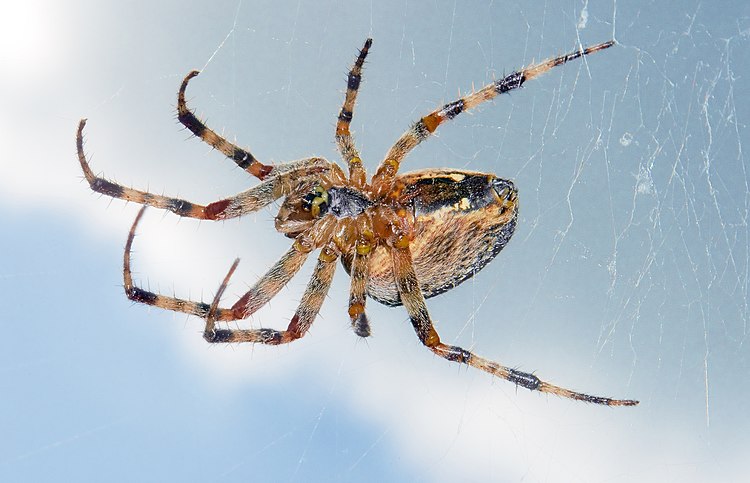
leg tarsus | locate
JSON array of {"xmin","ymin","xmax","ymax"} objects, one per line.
[
  {"xmin": 335, "ymin": 38, "xmax": 372, "ymax": 185},
  {"xmin": 76, "ymin": 121, "xmax": 328, "ymax": 220},
  {"xmin": 121, "ymin": 207, "xmax": 338, "ymax": 347},
  {"xmin": 205, "ymin": 257, "xmax": 241, "ymax": 337},
  {"xmin": 77, "ymin": 119, "xmax": 219, "ymax": 219},
  {"xmin": 123, "ymin": 206, "xmax": 222, "ymax": 319},
  {"xmin": 378, "ymin": 41, "xmax": 615, "ymax": 180},
  {"xmin": 177, "ymin": 70, "xmax": 274, "ymax": 180},
  {"xmin": 348, "ymin": 248, "xmax": 373, "ymax": 337},
  {"xmin": 352, "ymin": 312, "xmax": 371, "ymax": 338},
  {"xmin": 391, "ymin": 244, "xmax": 638, "ymax": 407}
]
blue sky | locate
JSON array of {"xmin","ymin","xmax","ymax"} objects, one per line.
[{"xmin": 1, "ymin": 1, "xmax": 749, "ymax": 481}]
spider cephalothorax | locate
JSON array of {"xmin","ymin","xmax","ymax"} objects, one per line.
[{"xmin": 76, "ymin": 38, "xmax": 637, "ymax": 406}]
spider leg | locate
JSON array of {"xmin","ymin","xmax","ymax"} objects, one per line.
[
  {"xmin": 224, "ymin": 241, "xmax": 311, "ymax": 321},
  {"xmin": 123, "ymin": 206, "xmax": 319, "ymax": 324},
  {"xmin": 373, "ymin": 41, "xmax": 615, "ymax": 188},
  {"xmin": 123, "ymin": 207, "xmax": 337, "ymax": 344},
  {"xmin": 177, "ymin": 70, "xmax": 275, "ymax": 180},
  {"xmin": 390, "ymin": 243, "xmax": 638, "ymax": 407},
  {"xmin": 205, "ymin": 247, "xmax": 339, "ymax": 344},
  {"xmin": 348, "ymin": 248, "xmax": 372, "ymax": 337},
  {"xmin": 222, "ymin": 214, "xmax": 337, "ymax": 321},
  {"xmin": 335, "ymin": 38, "xmax": 372, "ymax": 187},
  {"xmin": 206, "ymin": 257, "xmax": 241, "ymax": 327},
  {"xmin": 77, "ymin": 119, "xmax": 329, "ymax": 220},
  {"xmin": 123, "ymin": 207, "xmax": 222, "ymax": 318}
]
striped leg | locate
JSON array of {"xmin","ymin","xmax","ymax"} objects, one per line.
[
  {"xmin": 224, "ymin": 241, "xmax": 311, "ymax": 321},
  {"xmin": 390, "ymin": 244, "xmax": 638, "ymax": 407},
  {"xmin": 177, "ymin": 70, "xmax": 275, "ymax": 180},
  {"xmin": 374, "ymin": 41, "xmax": 615, "ymax": 186},
  {"xmin": 77, "ymin": 119, "xmax": 329, "ymax": 220},
  {"xmin": 205, "ymin": 248, "xmax": 339, "ymax": 344},
  {"xmin": 347, "ymin": 248, "xmax": 372, "ymax": 337},
  {"xmin": 124, "ymin": 206, "xmax": 313, "ymax": 322},
  {"xmin": 335, "ymin": 38, "xmax": 372, "ymax": 187},
  {"xmin": 124, "ymin": 207, "xmax": 218, "ymax": 318}
]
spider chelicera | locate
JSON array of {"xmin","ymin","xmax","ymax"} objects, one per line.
[{"xmin": 76, "ymin": 38, "xmax": 637, "ymax": 406}]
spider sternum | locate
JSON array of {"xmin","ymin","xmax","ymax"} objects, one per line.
[{"xmin": 326, "ymin": 186, "xmax": 374, "ymax": 218}]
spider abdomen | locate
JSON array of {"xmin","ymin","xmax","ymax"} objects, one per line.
[{"xmin": 343, "ymin": 169, "xmax": 518, "ymax": 306}]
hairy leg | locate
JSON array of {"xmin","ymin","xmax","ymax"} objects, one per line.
[
  {"xmin": 77, "ymin": 119, "xmax": 329, "ymax": 219},
  {"xmin": 374, "ymin": 41, "xmax": 615, "ymax": 187},
  {"xmin": 348, "ymin": 248, "xmax": 372, "ymax": 337},
  {"xmin": 204, "ymin": 247, "xmax": 338, "ymax": 344},
  {"xmin": 335, "ymin": 38, "xmax": 372, "ymax": 188},
  {"xmin": 390, "ymin": 243, "xmax": 638, "ymax": 406},
  {"xmin": 123, "ymin": 206, "xmax": 311, "ymax": 323},
  {"xmin": 177, "ymin": 70, "xmax": 275, "ymax": 180}
]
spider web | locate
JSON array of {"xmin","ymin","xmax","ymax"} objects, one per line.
[
  {"xmin": 1, "ymin": 0, "xmax": 748, "ymax": 482},
  {"xmin": 176, "ymin": 2, "xmax": 747, "ymax": 480}
]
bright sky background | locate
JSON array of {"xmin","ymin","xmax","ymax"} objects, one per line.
[{"xmin": 1, "ymin": 0, "xmax": 749, "ymax": 481}]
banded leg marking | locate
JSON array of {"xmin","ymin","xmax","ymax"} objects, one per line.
[
  {"xmin": 377, "ymin": 41, "xmax": 615, "ymax": 184},
  {"xmin": 205, "ymin": 250, "xmax": 338, "ymax": 344},
  {"xmin": 226, "ymin": 242, "xmax": 311, "ymax": 321},
  {"xmin": 123, "ymin": 206, "xmax": 316, "ymax": 325},
  {"xmin": 335, "ymin": 38, "xmax": 372, "ymax": 187},
  {"xmin": 390, "ymin": 243, "xmax": 638, "ymax": 407},
  {"xmin": 348, "ymin": 248, "xmax": 372, "ymax": 337},
  {"xmin": 177, "ymin": 70, "xmax": 274, "ymax": 180},
  {"xmin": 124, "ymin": 207, "xmax": 336, "ymax": 345},
  {"xmin": 77, "ymin": 120, "xmax": 328, "ymax": 220},
  {"xmin": 124, "ymin": 207, "xmax": 225, "ymax": 318},
  {"xmin": 336, "ymin": 38, "xmax": 372, "ymax": 137}
]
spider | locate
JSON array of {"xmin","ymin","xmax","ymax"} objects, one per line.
[{"xmin": 76, "ymin": 38, "xmax": 637, "ymax": 407}]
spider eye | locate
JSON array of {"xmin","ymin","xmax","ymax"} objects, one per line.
[{"xmin": 301, "ymin": 186, "xmax": 329, "ymax": 217}]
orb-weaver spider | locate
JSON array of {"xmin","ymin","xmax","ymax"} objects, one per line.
[{"xmin": 76, "ymin": 38, "xmax": 637, "ymax": 406}]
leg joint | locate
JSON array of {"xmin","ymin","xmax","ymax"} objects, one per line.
[
  {"xmin": 347, "ymin": 73, "xmax": 361, "ymax": 90},
  {"xmin": 204, "ymin": 329, "xmax": 233, "ymax": 343},
  {"xmin": 126, "ymin": 286, "xmax": 158, "ymax": 305},
  {"xmin": 508, "ymin": 368, "xmax": 540, "ymax": 391},
  {"xmin": 435, "ymin": 344, "xmax": 472, "ymax": 364}
]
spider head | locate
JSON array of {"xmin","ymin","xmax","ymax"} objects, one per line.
[
  {"xmin": 276, "ymin": 182, "xmax": 329, "ymax": 237},
  {"xmin": 301, "ymin": 186, "xmax": 330, "ymax": 217}
]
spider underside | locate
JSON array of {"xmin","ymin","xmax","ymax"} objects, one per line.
[{"xmin": 77, "ymin": 38, "xmax": 637, "ymax": 407}]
